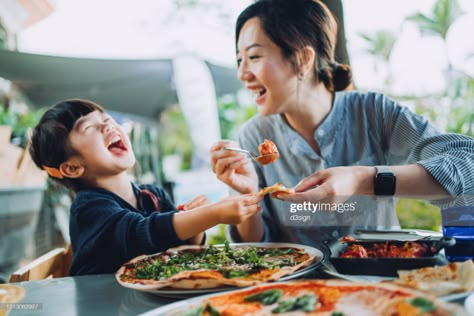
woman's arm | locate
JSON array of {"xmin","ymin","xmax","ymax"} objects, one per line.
[{"xmin": 277, "ymin": 94, "xmax": 474, "ymax": 202}]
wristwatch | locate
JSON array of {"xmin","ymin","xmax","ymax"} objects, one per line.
[{"xmin": 374, "ymin": 166, "xmax": 396, "ymax": 195}]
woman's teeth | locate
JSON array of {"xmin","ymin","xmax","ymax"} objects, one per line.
[{"xmin": 250, "ymin": 88, "xmax": 266, "ymax": 97}]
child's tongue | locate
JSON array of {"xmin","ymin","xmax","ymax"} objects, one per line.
[{"xmin": 108, "ymin": 140, "xmax": 127, "ymax": 154}]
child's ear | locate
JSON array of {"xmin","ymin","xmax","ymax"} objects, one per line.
[{"xmin": 59, "ymin": 157, "xmax": 85, "ymax": 179}]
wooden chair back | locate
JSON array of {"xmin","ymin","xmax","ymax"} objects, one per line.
[{"xmin": 8, "ymin": 244, "xmax": 72, "ymax": 282}]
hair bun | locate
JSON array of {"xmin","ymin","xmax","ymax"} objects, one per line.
[{"xmin": 332, "ymin": 62, "xmax": 352, "ymax": 91}]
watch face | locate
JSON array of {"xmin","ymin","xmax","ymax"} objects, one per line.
[{"xmin": 375, "ymin": 173, "xmax": 396, "ymax": 195}]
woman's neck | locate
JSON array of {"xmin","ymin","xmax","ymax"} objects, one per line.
[{"xmin": 283, "ymin": 82, "xmax": 333, "ymax": 144}]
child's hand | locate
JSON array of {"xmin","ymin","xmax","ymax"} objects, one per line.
[
  {"xmin": 177, "ymin": 195, "xmax": 210, "ymax": 211},
  {"xmin": 216, "ymin": 194, "xmax": 263, "ymax": 224},
  {"xmin": 176, "ymin": 195, "xmax": 210, "ymax": 246}
]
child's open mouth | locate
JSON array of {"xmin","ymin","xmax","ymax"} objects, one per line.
[{"xmin": 107, "ymin": 134, "xmax": 127, "ymax": 154}]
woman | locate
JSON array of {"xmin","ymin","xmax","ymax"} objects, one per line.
[{"xmin": 210, "ymin": 0, "xmax": 474, "ymax": 246}]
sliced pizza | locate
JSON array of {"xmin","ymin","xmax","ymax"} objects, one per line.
[
  {"xmin": 258, "ymin": 183, "xmax": 295, "ymax": 197},
  {"xmin": 393, "ymin": 259, "xmax": 474, "ymax": 296},
  {"xmin": 159, "ymin": 280, "xmax": 458, "ymax": 316},
  {"xmin": 116, "ymin": 242, "xmax": 318, "ymax": 291}
]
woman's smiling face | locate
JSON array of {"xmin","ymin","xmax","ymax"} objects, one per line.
[{"xmin": 237, "ymin": 17, "xmax": 299, "ymax": 116}]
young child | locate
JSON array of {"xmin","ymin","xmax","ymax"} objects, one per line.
[{"xmin": 29, "ymin": 99, "xmax": 262, "ymax": 275}]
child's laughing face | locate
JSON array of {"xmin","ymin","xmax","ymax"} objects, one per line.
[{"xmin": 67, "ymin": 110, "xmax": 135, "ymax": 179}]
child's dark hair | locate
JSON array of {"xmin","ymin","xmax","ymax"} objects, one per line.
[{"xmin": 30, "ymin": 99, "xmax": 104, "ymax": 191}]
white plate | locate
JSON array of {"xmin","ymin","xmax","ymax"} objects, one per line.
[
  {"xmin": 466, "ymin": 293, "xmax": 474, "ymax": 316},
  {"xmin": 321, "ymin": 268, "xmax": 474, "ymax": 303},
  {"xmin": 121, "ymin": 242, "xmax": 324, "ymax": 298}
]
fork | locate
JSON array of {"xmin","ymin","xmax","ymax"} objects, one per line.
[{"xmin": 222, "ymin": 147, "xmax": 261, "ymax": 162}]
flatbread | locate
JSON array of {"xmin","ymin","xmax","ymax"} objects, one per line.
[
  {"xmin": 116, "ymin": 242, "xmax": 316, "ymax": 291},
  {"xmin": 161, "ymin": 280, "xmax": 459, "ymax": 316},
  {"xmin": 258, "ymin": 183, "xmax": 295, "ymax": 197},
  {"xmin": 394, "ymin": 260, "xmax": 474, "ymax": 296}
]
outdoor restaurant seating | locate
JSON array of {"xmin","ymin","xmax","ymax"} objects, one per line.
[{"xmin": 8, "ymin": 244, "xmax": 72, "ymax": 282}]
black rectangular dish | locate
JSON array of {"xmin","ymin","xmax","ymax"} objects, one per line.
[{"xmin": 324, "ymin": 237, "xmax": 456, "ymax": 277}]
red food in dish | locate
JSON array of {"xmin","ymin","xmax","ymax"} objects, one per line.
[{"xmin": 339, "ymin": 241, "xmax": 428, "ymax": 258}]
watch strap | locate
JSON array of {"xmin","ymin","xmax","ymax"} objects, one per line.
[{"xmin": 375, "ymin": 165, "xmax": 392, "ymax": 174}]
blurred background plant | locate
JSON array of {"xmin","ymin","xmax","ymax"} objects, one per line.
[
  {"xmin": 0, "ymin": 103, "xmax": 16, "ymax": 127},
  {"xmin": 158, "ymin": 96, "xmax": 256, "ymax": 172},
  {"xmin": 218, "ymin": 95, "xmax": 257, "ymax": 140},
  {"xmin": 11, "ymin": 109, "xmax": 45, "ymax": 147},
  {"xmin": 0, "ymin": 101, "xmax": 44, "ymax": 147},
  {"xmin": 207, "ymin": 224, "xmax": 227, "ymax": 245},
  {"xmin": 159, "ymin": 105, "xmax": 193, "ymax": 171},
  {"xmin": 358, "ymin": 30, "xmax": 397, "ymax": 90}
]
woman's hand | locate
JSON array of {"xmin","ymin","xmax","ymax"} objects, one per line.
[
  {"xmin": 210, "ymin": 140, "xmax": 259, "ymax": 194},
  {"xmin": 274, "ymin": 166, "xmax": 374, "ymax": 203}
]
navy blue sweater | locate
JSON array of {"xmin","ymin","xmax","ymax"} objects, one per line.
[{"xmin": 69, "ymin": 183, "xmax": 184, "ymax": 275}]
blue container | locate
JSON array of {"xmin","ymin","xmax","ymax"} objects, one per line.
[{"xmin": 441, "ymin": 206, "xmax": 474, "ymax": 262}]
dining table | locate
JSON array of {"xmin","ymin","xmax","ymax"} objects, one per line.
[
  {"xmin": 5, "ymin": 232, "xmax": 473, "ymax": 316},
  {"xmin": 6, "ymin": 274, "xmax": 175, "ymax": 316},
  {"xmin": 5, "ymin": 269, "xmax": 472, "ymax": 316}
]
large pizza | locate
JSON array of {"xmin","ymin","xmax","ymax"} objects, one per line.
[
  {"xmin": 116, "ymin": 242, "xmax": 320, "ymax": 291},
  {"xmin": 153, "ymin": 280, "xmax": 460, "ymax": 316}
]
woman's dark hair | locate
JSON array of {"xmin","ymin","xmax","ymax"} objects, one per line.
[
  {"xmin": 29, "ymin": 99, "xmax": 104, "ymax": 191},
  {"xmin": 236, "ymin": 0, "xmax": 352, "ymax": 92}
]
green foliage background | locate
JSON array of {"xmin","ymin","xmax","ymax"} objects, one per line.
[
  {"xmin": 396, "ymin": 199, "xmax": 441, "ymax": 231},
  {"xmin": 158, "ymin": 97, "xmax": 256, "ymax": 171}
]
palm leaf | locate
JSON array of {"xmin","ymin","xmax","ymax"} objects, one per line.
[
  {"xmin": 359, "ymin": 30, "xmax": 397, "ymax": 62},
  {"xmin": 405, "ymin": 0, "xmax": 464, "ymax": 40}
]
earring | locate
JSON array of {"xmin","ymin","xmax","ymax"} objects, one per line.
[{"xmin": 297, "ymin": 72, "xmax": 304, "ymax": 81}]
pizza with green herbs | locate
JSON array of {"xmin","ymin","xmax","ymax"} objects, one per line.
[
  {"xmin": 115, "ymin": 242, "xmax": 318, "ymax": 291},
  {"xmin": 155, "ymin": 280, "xmax": 459, "ymax": 316}
]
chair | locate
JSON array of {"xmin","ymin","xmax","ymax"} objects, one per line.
[{"xmin": 8, "ymin": 244, "xmax": 72, "ymax": 282}]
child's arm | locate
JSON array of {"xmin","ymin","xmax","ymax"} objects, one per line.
[
  {"xmin": 172, "ymin": 194, "xmax": 263, "ymax": 241},
  {"xmin": 176, "ymin": 195, "xmax": 210, "ymax": 245}
]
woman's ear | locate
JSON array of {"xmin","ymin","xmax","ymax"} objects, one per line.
[
  {"xmin": 59, "ymin": 157, "xmax": 85, "ymax": 179},
  {"xmin": 297, "ymin": 46, "xmax": 316, "ymax": 78}
]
